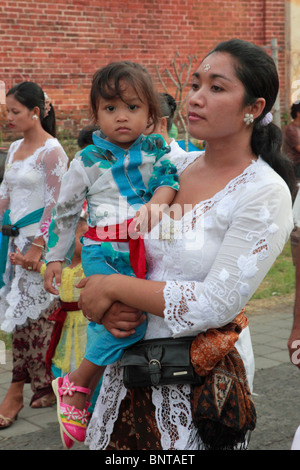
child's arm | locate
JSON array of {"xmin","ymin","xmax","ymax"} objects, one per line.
[
  {"xmin": 135, "ymin": 135, "xmax": 179, "ymax": 233},
  {"xmin": 45, "ymin": 155, "xmax": 89, "ymax": 293},
  {"xmin": 44, "ymin": 261, "xmax": 62, "ymax": 295},
  {"xmin": 145, "ymin": 135, "xmax": 179, "ymax": 196},
  {"xmin": 134, "ymin": 186, "xmax": 176, "ymax": 234}
]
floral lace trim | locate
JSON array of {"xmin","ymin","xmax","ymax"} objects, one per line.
[
  {"xmin": 152, "ymin": 384, "xmax": 201, "ymax": 449},
  {"xmin": 85, "ymin": 362, "xmax": 127, "ymax": 450},
  {"xmin": 85, "ymin": 362, "xmax": 202, "ymax": 450},
  {"xmin": 0, "ymin": 267, "xmax": 55, "ymax": 332},
  {"xmin": 0, "ymin": 238, "xmax": 55, "ymax": 332},
  {"xmin": 7, "ymin": 138, "xmax": 58, "ymax": 167}
]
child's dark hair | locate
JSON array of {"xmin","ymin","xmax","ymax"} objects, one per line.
[
  {"xmin": 90, "ymin": 61, "xmax": 161, "ymax": 129},
  {"xmin": 159, "ymin": 93, "xmax": 177, "ymax": 132},
  {"xmin": 206, "ymin": 38, "xmax": 296, "ymax": 195},
  {"xmin": 6, "ymin": 81, "xmax": 56, "ymax": 137},
  {"xmin": 291, "ymin": 101, "xmax": 300, "ymax": 120}
]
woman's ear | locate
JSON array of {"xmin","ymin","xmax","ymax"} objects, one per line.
[
  {"xmin": 32, "ymin": 106, "xmax": 40, "ymax": 118},
  {"xmin": 251, "ymin": 98, "xmax": 266, "ymax": 121},
  {"xmin": 160, "ymin": 116, "xmax": 168, "ymax": 133}
]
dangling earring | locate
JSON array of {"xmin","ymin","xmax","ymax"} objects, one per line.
[
  {"xmin": 243, "ymin": 113, "xmax": 254, "ymax": 125},
  {"xmin": 32, "ymin": 115, "xmax": 38, "ymax": 120}
]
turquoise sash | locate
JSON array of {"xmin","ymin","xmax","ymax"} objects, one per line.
[{"xmin": 0, "ymin": 207, "xmax": 44, "ymax": 288}]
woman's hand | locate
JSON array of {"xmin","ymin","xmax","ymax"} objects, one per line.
[
  {"xmin": 77, "ymin": 273, "xmax": 165, "ymax": 330},
  {"xmin": 21, "ymin": 244, "xmax": 43, "ymax": 271},
  {"xmin": 101, "ymin": 302, "xmax": 146, "ymax": 338},
  {"xmin": 77, "ymin": 274, "xmax": 117, "ymax": 323}
]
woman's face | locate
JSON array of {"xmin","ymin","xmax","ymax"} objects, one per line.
[
  {"xmin": 6, "ymin": 95, "xmax": 36, "ymax": 133},
  {"xmin": 186, "ymin": 52, "xmax": 250, "ymax": 143}
]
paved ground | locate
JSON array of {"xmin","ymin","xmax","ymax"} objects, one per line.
[{"xmin": 0, "ymin": 296, "xmax": 299, "ymax": 451}]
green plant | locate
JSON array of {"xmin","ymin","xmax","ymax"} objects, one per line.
[
  {"xmin": 251, "ymin": 242, "xmax": 295, "ymax": 300},
  {"xmin": 0, "ymin": 331, "xmax": 12, "ymax": 350},
  {"xmin": 155, "ymin": 52, "xmax": 197, "ymax": 150}
]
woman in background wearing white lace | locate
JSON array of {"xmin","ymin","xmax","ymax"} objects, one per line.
[
  {"xmin": 78, "ymin": 39, "xmax": 295, "ymax": 450},
  {"xmin": 0, "ymin": 82, "xmax": 68, "ymax": 428}
]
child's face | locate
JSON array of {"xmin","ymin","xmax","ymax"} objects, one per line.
[{"xmin": 97, "ymin": 80, "xmax": 150, "ymax": 149}]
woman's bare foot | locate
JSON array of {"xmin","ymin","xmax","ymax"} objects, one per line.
[
  {"xmin": 0, "ymin": 381, "xmax": 25, "ymax": 428},
  {"xmin": 31, "ymin": 391, "xmax": 56, "ymax": 408}
]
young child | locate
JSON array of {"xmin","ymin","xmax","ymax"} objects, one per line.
[
  {"xmin": 43, "ymin": 61, "xmax": 179, "ymax": 447},
  {"xmin": 10, "ymin": 217, "xmax": 93, "ymax": 449}
]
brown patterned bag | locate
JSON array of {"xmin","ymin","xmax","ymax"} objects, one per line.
[{"xmin": 190, "ymin": 311, "xmax": 256, "ymax": 450}]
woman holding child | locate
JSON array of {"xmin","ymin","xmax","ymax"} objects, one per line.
[{"xmin": 77, "ymin": 39, "xmax": 294, "ymax": 450}]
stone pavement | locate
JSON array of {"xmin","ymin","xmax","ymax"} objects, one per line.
[{"xmin": 0, "ymin": 297, "xmax": 299, "ymax": 451}]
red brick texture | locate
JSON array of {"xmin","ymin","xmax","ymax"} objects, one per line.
[{"xmin": 0, "ymin": 0, "xmax": 286, "ymax": 138}]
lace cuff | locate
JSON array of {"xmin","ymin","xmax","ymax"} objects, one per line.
[{"xmin": 163, "ymin": 280, "xmax": 220, "ymax": 336}]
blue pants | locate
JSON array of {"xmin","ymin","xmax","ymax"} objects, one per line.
[{"xmin": 81, "ymin": 243, "xmax": 147, "ymax": 366}]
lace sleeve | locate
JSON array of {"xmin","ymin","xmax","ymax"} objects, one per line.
[
  {"xmin": 163, "ymin": 181, "xmax": 293, "ymax": 337},
  {"xmin": 35, "ymin": 144, "xmax": 68, "ymax": 240},
  {"xmin": 46, "ymin": 157, "xmax": 90, "ymax": 263}
]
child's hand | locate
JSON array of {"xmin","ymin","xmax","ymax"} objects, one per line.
[
  {"xmin": 134, "ymin": 202, "xmax": 163, "ymax": 234},
  {"xmin": 44, "ymin": 261, "xmax": 62, "ymax": 295},
  {"xmin": 9, "ymin": 248, "xmax": 24, "ymax": 265},
  {"xmin": 134, "ymin": 204, "xmax": 150, "ymax": 234}
]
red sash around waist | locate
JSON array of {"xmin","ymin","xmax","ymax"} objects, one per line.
[{"xmin": 84, "ymin": 218, "xmax": 146, "ymax": 280}]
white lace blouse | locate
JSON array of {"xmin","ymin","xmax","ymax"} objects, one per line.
[
  {"xmin": 0, "ymin": 138, "xmax": 68, "ymax": 332},
  {"xmin": 86, "ymin": 153, "xmax": 293, "ymax": 450}
]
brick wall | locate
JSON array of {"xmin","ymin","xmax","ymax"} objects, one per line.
[{"xmin": 0, "ymin": 0, "xmax": 286, "ymax": 139}]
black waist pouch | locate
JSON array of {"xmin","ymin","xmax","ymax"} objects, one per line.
[{"xmin": 120, "ymin": 336, "xmax": 204, "ymax": 388}]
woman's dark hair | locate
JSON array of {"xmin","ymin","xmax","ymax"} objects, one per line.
[
  {"xmin": 206, "ymin": 38, "xmax": 296, "ymax": 195},
  {"xmin": 6, "ymin": 81, "xmax": 56, "ymax": 137},
  {"xmin": 77, "ymin": 125, "xmax": 99, "ymax": 149},
  {"xmin": 159, "ymin": 93, "xmax": 177, "ymax": 132},
  {"xmin": 291, "ymin": 101, "xmax": 300, "ymax": 120},
  {"xmin": 90, "ymin": 61, "xmax": 161, "ymax": 129}
]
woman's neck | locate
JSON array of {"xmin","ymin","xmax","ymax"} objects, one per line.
[
  {"xmin": 204, "ymin": 134, "xmax": 256, "ymax": 169},
  {"xmin": 23, "ymin": 125, "xmax": 51, "ymax": 145}
]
